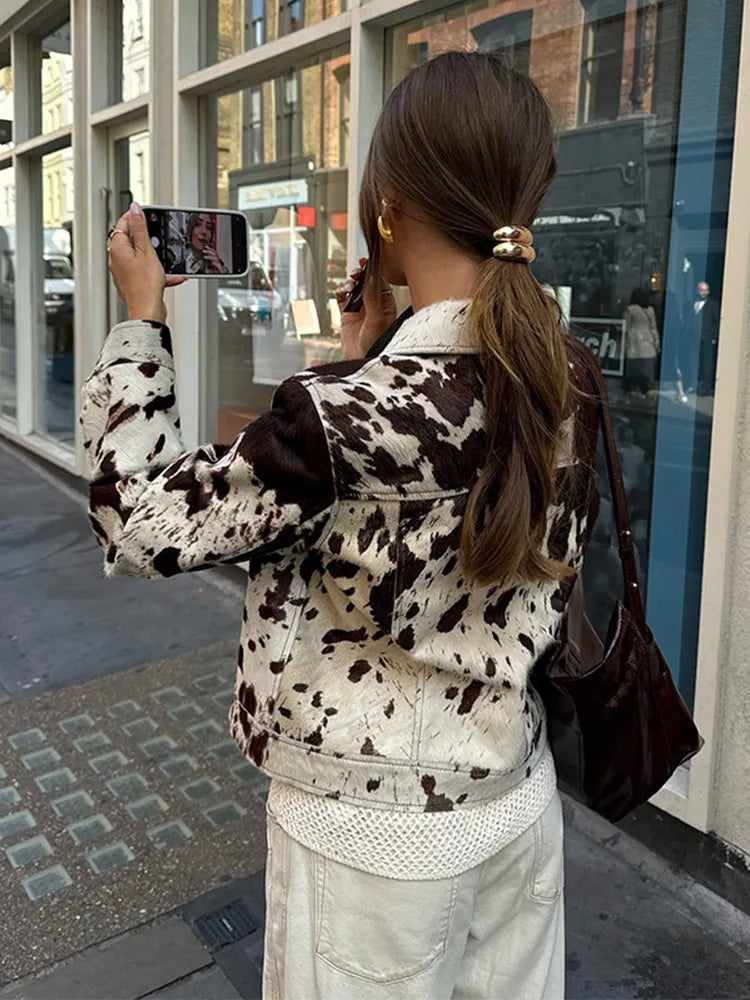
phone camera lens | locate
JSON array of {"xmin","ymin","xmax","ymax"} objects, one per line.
[{"xmin": 151, "ymin": 237, "xmax": 160, "ymax": 248}]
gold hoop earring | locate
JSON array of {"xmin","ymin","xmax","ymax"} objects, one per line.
[{"xmin": 377, "ymin": 215, "xmax": 394, "ymax": 244}]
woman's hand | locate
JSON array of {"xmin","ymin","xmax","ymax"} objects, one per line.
[
  {"xmin": 202, "ymin": 246, "xmax": 225, "ymax": 274},
  {"xmin": 335, "ymin": 258, "xmax": 397, "ymax": 360},
  {"xmin": 108, "ymin": 203, "xmax": 185, "ymax": 324}
]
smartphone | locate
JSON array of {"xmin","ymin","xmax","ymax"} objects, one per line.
[
  {"xmin": 142, "ymin": 206, "xmax": 249, "ymax": 278},
  {"xmin": 343, "ymin": 261, "xmax": 367, "ymax": 313}
]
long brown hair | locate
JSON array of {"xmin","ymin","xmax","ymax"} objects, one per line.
[{"xmin": 359, "ymin": 52, "xmax": 572, "ymax": 587}]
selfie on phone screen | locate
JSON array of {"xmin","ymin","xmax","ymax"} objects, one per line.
[{"xmin": 144, "ymin": 209, "xmax": 247, "ymax": 276}]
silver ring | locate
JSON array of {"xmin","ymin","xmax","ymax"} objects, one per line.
[{"xmin": 106, "ymin": 227, "xmax": 128, "ymax": 253}]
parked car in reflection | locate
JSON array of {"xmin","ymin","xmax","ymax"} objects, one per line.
[
  {"xmin": 218, "ymin": 261, "xmax": 282, "ymax": 335},
  {"xmin": 44, "ymin": 255, "xmax": 75, "ymax": 321}
]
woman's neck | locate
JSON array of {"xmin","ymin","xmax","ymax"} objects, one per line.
[{"xmin": 401, "ymin": 243, "xmax": 481, "ymax": 314}]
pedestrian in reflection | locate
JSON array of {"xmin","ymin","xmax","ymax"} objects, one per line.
[
  {"xmin": 623, "ymin": 287, "xmax": 660, "ymax": 396},
  {"xmin": 691, "ymin": 280, "xmax": 720, "ymax": 395}
]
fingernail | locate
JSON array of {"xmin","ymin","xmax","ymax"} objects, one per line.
[
  {"xmin": 130, "ymin": 202, "xmax": 143, "ymax": 216},
  {"xmin": 343, "ymin": 281, "xmax": 354, "ymax": 292}
]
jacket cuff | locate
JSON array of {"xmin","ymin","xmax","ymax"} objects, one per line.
[{"xmin": 96, "ymin": 320, "xmax": 174, "ymax": 372}]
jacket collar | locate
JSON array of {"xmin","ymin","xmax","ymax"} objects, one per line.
[{"xmin": 385, "ymin": 299, "xmax": 477, "ymax": 356}]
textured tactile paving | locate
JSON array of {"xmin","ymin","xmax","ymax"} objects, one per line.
[
  {"xmin": 187, "ymin": 719, "xmax": 222, "ymax": 742},
  {"xmin": 51, "ymin": 790, "xmax": 95, "ymax": 820},
  {"xmin": 0, "ymin": 810, "xmax": 36, "ymax": 840},
  {"xmin": 6, "ymin": 835, "xmax": 54, "ymax": 868},
  {"xmin": 86, "ymin": 841, "xmax": 135, "ymax": 874},
  {"xmin": 88, "ymin": 751, "xmax": 129, "ymax": 776},
  {"xmin": 35, "ymin": 768, "xmax": 77, "ymax": 794},
  {"xmin": 66, "ymin": 814, "xmax": 114, "ymax": 846},
  {"xmin": 22, "ymin": 865, "xmax": 72, "ymax": 901},
  {"xmin": 122, "ymin": 717, "xmax": 159, "ymax": 742},
  {"xmin": 209, "ymin": 741, "xmax": 241, "ymax": 761},
  {"xmin": 58, "ymin": 714, "xmax": 95, "ymax": 736},
  {"xmin": 139, "ymin": 735, "xmax": 178, "ymax": 760},
  {"xmin": 146, "ymin": 820, "xmax": 193, "ymax": 849},
  {"xmin": 0, "ymin": 786, "xmax": 22, "ymax": 810},
  {"xmin": 204, "ymin": 801, "xmax": 246, "ymax": 828},
  {"xmin": 159, "ymin": 754, "xmax": 199, "ymax": 780},
  {"xmin": 192, "ymin": 673, "xmax": 225, "ymax": 693},
  {"xmin": 168, "ymin": 702, "xmax": 204, "ymax": 724},
  {"xmin": 73, "ymin": 732, "xmax": 111, "ymax": 754},
  {"xmin": 151, "ymin": 687, "xmax": 188, "ymax": 709},
  {"xmin": 8, "ymin": 728, "xmax": 47, "ymax": 751},
  {"xmin": 106, "ymin": 772, "xmax": 149, "ymax": 799},
  {"xmin": 126, "ymin": 795, "xmax": 168, "ymax": 821},
  {"xmin": 180, "ymin": 777, "xmax": 221, "ymax": 802},
  {"xmin": 107, "ymin": 699, "xmax": 142, "ymax": 722},
  {"xmin": 21, "ymin": 747, "xmax": 62, "ymax": 772}
]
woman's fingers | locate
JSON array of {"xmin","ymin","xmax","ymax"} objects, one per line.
[{"xmin": 164, "ymin": 275, "xmax": 187, "ymax": 288}]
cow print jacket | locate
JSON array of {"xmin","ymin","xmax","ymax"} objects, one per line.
[{"xmin": 81, "ymin": 299, "xmax": 598, "ymax": 812}]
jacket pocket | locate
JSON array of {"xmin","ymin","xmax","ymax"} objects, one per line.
[{"xmin": 315, "ymin": 855, "xmax": 457, "ymax": 983}]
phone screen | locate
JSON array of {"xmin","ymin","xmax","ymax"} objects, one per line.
[{"xmin": 143, "ymin": 207, "xmax": 249, "ymax": 277}]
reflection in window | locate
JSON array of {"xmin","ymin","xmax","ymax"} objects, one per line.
[
  {"xmin": 121, "ymin": 0, "xmax": 151, "ymax": 102},
  {"xmin": 209, "ymin": 51, "xmax": 350, "ymax": 443},
  {"xmin": 41, "ymin": 24, "xmax": 73, "ymax": 136},
  {"xmin": 0, "ymin": 66, "xmax": 13, "ymax": 153},
  {"xmin": 40, "ymin": 149, "xmax": 75, "ymax": 444},
  {"xmin": 579, "ymin": 2, "xmax": 626, "ymax": 124},
  {"xmin": 0, "ymin": 166, "xmax": 15, "ymax": 420},
  {"xmin": 203, "ymin": 0, "xmax": 348, "ymax": 66}
]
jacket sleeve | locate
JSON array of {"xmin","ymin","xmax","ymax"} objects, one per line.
[{"xmin": 80, "ymin": 320, "xmax": 335, "ymax": 579}]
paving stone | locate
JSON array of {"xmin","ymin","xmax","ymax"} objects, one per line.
[
  {"xmin": 159, "ymin": 754, "xmax": 199, "ymax": 780},
  {"xmin": 209, "ymin": 740, "xmax": 241, "ymax": 762},
  {"xmin": 230, "ymin": 760, "xmax": 257, "ymax": 782},
  {"xmin": 35, "ymin": 768, "xmax": 77, "ymax": 794},
  {"xmin": 180, "ymin": 777, "xmax": 221, "ymax": 803},
  {"xmin": 73, "ymin": 732, "xmax": 111, "ymax": 754},
  {"xmin": 147, "ymin": 819, "xmax": 194, "ymax": 849},
  {"xmin": 10, "ymin": 918, "xmax": 211, "ymax": 996},
  {"xmin": 21, "ymin": 747, "xmax": 62, "ymax": 772},
  {"xmin": 192, "ymin": 673, "xmax": 225, "ymax": 693},
  {"xmin": 88, "ymin": 750, "xmax": 129, "ymax": 776},
  {"xmin": 187, "ymin": 719, "xmax": 222, "ymax": 742},
  {"xmin": 0, "ymin": 786, "xmax": 22, "ymax": 810},
  {"xmin": 106, "ymin": 772, "xmax": 149, "ymax": 799},
  {"xmin": 22, "ymin": 865, "xmax": 72, "ymax": 901},
  {"xmin": 139, "ymin": 735, "xmax": 178, "ymax": 760},
  {"xmin": 148, "ymin": 964, "xmax": 242, "ymax": 1000},
  {"xmin": 6, "ymin": 834, "xmax": 53, "ymax": 868},
  {"xmin": 212, "ymin": 688, "xmax": 235, "ymax": 710},
  {"xmin": 126, "ymin": 794, "xmax": 169, "ymax": 821},
  {"xmin": 66, "ymin": 814, "xmax": 114, "ymax": 846},
  {"xmin": 51, "ymin": 790, "xmax": 95, "ymax": 820},
  {"xmin": 151, "ymin": 686, "xmax": 189, "ymax": 709},
  {"xmin": 86, "ymin": 841, "xmax": 135, "ymax": 874},
  {"xmin": 168, "ymin": 702, "xmax": 204, "ymax": 724},
  {"xmin": 58, "ymin": 714, "xmax": 96, "ymax": 736},
  {"xmin": 107, "ymin": 699, "xmax": 142, "ymax": 722},
  {"xmin": 0, "ymin": 810, "xmax": 36, "ymax": 840},
  {"xmin": 8, "ymin": 728, "xmax": 46, "ymax": 752},
  {"xmin": 204, "ymin": 801, "xmax": 246, "ymax": 828},
  {"xmin": 0, "ymin": 764, "xmax": 5, "ymax": 779},
  {"xmin": 122, "ymin": 717, "xmax": 159, "ymax": 742}
]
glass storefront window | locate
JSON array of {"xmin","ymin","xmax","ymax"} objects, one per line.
[
  {"xmin": 0, "ymin": 166, "xmax": 15, "ymax": 420},
  {"xmin": 200, "ymin": 0, "xmax": 350, "ymax": 67},
  {"xmin": 39, "ymin": 148, "xmax": 75, "ymax": 444},
  {"xmin": 0, "ymin": 65, "xmax": 13, "ymax": 153},
  {"xmin": 206, "ymin": 49, "xmax": 350, "ymax": 443},
  {"xmin": 120, "ymin": 0, "xmax": 151, "ymax": 102},
  {"xmin": 41, "ymin": 23, "xmax": 73, "ymax": 135},
  {"xmin": 387, "ymin": 0, "xmax": 742, "ymax": 707}
]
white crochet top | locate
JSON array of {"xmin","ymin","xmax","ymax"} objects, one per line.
[{"xmin": 267, "ymin": 743, "xmax": 556, "ymax": 880}]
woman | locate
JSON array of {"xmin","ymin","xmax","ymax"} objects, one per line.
[
  {"xmin": 85, "ymin": 53, "xmax": 598, "ymax": 999},
  {"xmin": 623, "ymin": 287, "xmax": 660, "ymax": 395},
  {"xmin": 172, "ymin": 212, "xmax": 228, "ymax": 274}
]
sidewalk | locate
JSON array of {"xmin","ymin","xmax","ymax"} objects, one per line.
[{"xmin": 1, "ymin": 439, "xmax": 750, "ymax": 999}]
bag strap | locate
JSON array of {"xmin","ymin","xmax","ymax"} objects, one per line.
[{"xmin": 568, "ymin": 337, "xmax": 647, "ymax": 628}]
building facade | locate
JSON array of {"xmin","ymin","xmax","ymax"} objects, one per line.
[{"xmin": 1, "ymin": 0, "xmax": 749, "ymax": 862}]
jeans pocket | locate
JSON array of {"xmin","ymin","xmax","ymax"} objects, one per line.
[
  {"xmin": 528, "ymin": 793, "xmax": 564, "ymax": 904},
  {"xmin": 315, "ymin": 856, "xmax": 457, "ymax": 983}
]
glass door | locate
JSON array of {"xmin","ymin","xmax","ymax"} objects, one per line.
[{"xmin": 108, "ymin": 122, "xmax": 150, "ymax": 326}]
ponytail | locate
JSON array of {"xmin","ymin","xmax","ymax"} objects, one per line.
[{"xmin": 460, "ymin": 260, "xmax": 573, "ymax": 587}]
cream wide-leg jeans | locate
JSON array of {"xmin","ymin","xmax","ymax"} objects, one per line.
[{"xmin": 262, "ymin": 792, "xmax": 565, "ymax": 1000}]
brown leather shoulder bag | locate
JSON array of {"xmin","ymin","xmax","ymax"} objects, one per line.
[{"xmin": 533, "ymin": 337, "xmax": 703, "ymax": 822}]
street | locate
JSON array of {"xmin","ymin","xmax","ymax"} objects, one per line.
[{"xmin": 1, "ymin": 440, "xmax": 749, "ymax": 999}]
